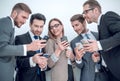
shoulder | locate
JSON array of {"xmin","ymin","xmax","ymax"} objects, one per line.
[
  {"xmin": 71, "ymin": 35, "xmax": 81, "ymax": 43},
  {"xmin": 0, "ymin": 16, "xmax": 11, "ymax": 25},
  {"xmin": 0, "ymin": 17, "xmax": 12, "ymax": 31},
  {"xmin": 47, "ymin": 39, "xmax": 55, "ymax": 44},
  {"xmin": 102, "ymin": 11, "xmax": 120, "ymax": 25},
  {"xmin": 103, "ymin": 11, "xmax": 120, "ymax": 20},
  {"xmin": 105, "ymin": 11, "xmax": 119, "ymax": 16},
  {"xmin": 15, "ymin": 32, "xmax": 29, "ymax": 40}
]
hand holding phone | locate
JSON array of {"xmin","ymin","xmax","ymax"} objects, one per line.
[
  {"xmin": 75, "ymin": 42, "xmax": 83, "ymax": 50},
  {"xmin": 81, "ymin": 39, "xmax": 89, "ymax": 44},
  {"xmin": 61, "ymin": 36, "xmax": 68, "ymax": 42},
  {"xmin": 41, "ymin": 35, "xmax": 49, "ymax": 44},
  {"xmin": 42, "ymin": 35, "xmax": 49, "ymax": 41}
]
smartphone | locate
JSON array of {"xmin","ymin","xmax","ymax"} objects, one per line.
[
  {"xmin": 41, "ymin": 35, "xmax": 49, "ymax": 44},
  {"xmin": 75, "ymin": 42, "xmax": 83, "ymax": 50},
  {"xmin": 81, "ymin": 39, "xmax": 89, "ymax": 44},
  {"xmin": 43, "ymin": 53, "xmax": 50, "ymax": 58},
  {"xmin": 42, "ymin": 35, "xmax": 49, "ymax": 41},
  {"xmin": 61, "ymin": 36, "xmax": 68, "ymax": 42}
]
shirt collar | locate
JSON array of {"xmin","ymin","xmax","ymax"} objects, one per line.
[
  {"xmin": 81, "ymin": 29, "xmax": 91, "ymax": 37},
  {"xmin": 9, "ymin": 16, "xmax": 15, "ymax": 28},
  {"xmin": 29, "ymin": 30, "xmax": 41, "ymax": 40}
]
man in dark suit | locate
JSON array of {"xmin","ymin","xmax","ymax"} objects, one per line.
[
  {"xmin": 70, "ymin": 14, "xmax": 108, "ymax": 81},
  {"xmin": 15, "ymin": 13, "xmax": 48, "ymax": 81},
  {"xmin": 82, "ymin": 0, "xmax": 120, "ymax": 81},
  {"xmin": 0, "ymin": 3, "xmax": 46, "ymax": 81}
]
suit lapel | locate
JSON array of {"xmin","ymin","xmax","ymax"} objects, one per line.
[
  {"xmin": 25, "ymin": 32, "xmax": 32, "ymax": 43},
  {"xmin": 98, "ymin": 15, "xmax": 104, "ymax": 40},
  {"xmin": 78, "ymin": 34, "xmax": 83, "ymax": 40},
  {"xmin": 91, "ymin": 32, "xmax": 98, "ymax": 40}
]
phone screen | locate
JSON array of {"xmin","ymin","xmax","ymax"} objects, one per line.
[{"xmin": 61, "ymin": 36, "xmax": 68, "ymax": 42}]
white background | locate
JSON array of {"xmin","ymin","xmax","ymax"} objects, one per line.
[{"xmin": 0, "ymin": 0, "xmax": 120, "ymax": 41}]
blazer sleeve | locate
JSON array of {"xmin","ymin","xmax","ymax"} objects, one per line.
[
  {"xmin": 75, "ymin": 61, "xmax": 84, "ymax": 69},
  {"xmin": 45, "ymin": 39, "xmax": 58, "ymax": 68},
  {"xmin": 100, "ymin": 11, "xmax": 120, "ymax": 51},
  {"xmin": 0, "ymin": 18, "xmax": 24, "ymax": 56}
]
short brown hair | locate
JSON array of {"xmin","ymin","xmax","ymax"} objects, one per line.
[
  {"xmin": 83, "ymin": 0, "xmax": 101, "ymax": 13},
  {"xmin": 12, "ymin": 3, "xmax": 32, "ymax": 14},
  {"xmin": 70, "ymin": 14, "xmax": 85, "ymax": 24}
]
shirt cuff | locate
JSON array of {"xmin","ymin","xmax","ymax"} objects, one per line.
[
  {"xmin": 68, "ymin": 59, "xmax": 72, "ymax": 65},
  {"xmin": 41, "ymin": 66, "xmax": 47, "ymax": 71},
  {"xmin": 23, "ymin": 45, "xmax": 27, "ymax": 56},
  {"xmin": 29, "ymin": 57, "xmax": 36, "ymax": 67},
  {"xmin": 51, "ymin": 53, "xmax": 59, "ymax": 62},
  {"xmin": 97, "ymin": 41, "xmax": 103, "ymax": 50},
  {"xmin": 75, "ymin": 59, "xmax": 82, "ymax": 64}
]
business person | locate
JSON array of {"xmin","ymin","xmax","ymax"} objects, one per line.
[
  {"xmin": 45, "ymin": 18, "xmax": 74, "ymax": 81},
  {"xmin": 0, "ymin": 3, "xmax": 46, "ymax": 81},
  {"xmin": 15, "ymin": 13, "xmax": 48, "ymax": 81},
  {"xmin": 82, "ymin": 0, "xmax": 120, "ymax": 81},
  {"xmin": 70, "ymin": 14, "xmax": 107, "ymax": 81}
]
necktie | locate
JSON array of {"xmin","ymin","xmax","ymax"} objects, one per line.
[
  {"xmin": 34, "ymin": 36, "xmax": 41, "ymax": 53},
  {"xmin": 33, "ymin": 35, "xmax": 41, "ymax": 75}
]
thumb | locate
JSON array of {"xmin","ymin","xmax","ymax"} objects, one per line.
[{"xmin": 35, "ymin": 53, "xmax": 43, "ymax": 56}]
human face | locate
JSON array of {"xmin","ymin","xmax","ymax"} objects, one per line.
[
  {"xmin": 83, "ymin": 4, "xmax": 96, "ymax": 24},
  {"xmin": 14, "ymin": 10, "xmax": 29, "ymax": 27},
  {"xmin": 49, "ymin": 20, "xmax": 63, "ymax": 38},
  {"xmin": 71, "ymin": 20, "xmax": 85, "ymax": 34},
  {"xmin": 30, "ymin": 19, "xmax": 44, "ymax": 36}
]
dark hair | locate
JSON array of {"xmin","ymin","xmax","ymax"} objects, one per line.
[
  {"xmin": 12, "ymin": 3, "xmax": 32, "ymax": 14},
  {"xmin": 30, "ymin": 13, "xmax": 46, "ymax": 24},
  {"xmin": 48, "ymin": 18, "xmax": 64, "ymax": 39},
  {"xmin": 70, "ymin": 14, "xmax": 85, "ymax": 24},
  {"xmin": 83, "ymin": 0, "xmax": 101, "ymax": 13}
]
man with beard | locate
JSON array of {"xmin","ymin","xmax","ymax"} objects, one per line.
[
  {"xmin": 15, "ymin": 13, "xmax": 48, "ymax": 81},
  {"xmin": 0, "ymin": 3, "xmax": 46, "ymax": 81}
]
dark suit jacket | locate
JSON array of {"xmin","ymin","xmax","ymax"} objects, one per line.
[
  {"xmin": 0, "ymin": 17, "xmax": 24, "ymax": 81},
  {"xmin": 70, "ymin": 31, "xmax": 98, "ymax": 81},
  {"xmin": 98, "ymin": 11, "xmax": 120, "ymax": 80},
  {"xmin": 15, "ymin": 32, "xmax": 46, "ymax": 81}
]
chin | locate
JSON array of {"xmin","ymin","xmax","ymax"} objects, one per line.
[
  {"xmin": 86, "ymin": 20, "xmax": 92, "ymax": 24},
  {"xmin": 16, "ymin": 24, "xmax": 22, "ymax": 28}
]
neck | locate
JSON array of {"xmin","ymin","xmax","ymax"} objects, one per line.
[
  {"xmin": 95, "ymin": 13, "xmax": 101, "ymax": 23},
  {"xmin": 82, "ymin": 29, "xmax": 89, "ymax": 34}
]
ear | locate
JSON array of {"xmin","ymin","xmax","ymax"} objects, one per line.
[
  {"xmin": 94, "ymin": 8, "xmax": 99, "ymax": 14},
  {"xmin": 29, "ymin": 23, "xmax": 32, "ymax": 28},
  {"xmin": 12, "ymin": 10, "xmax": 18, "ymax": 19}
]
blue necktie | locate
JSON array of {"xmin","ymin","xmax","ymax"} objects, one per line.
[{"xmin": 33, "ymin": 35, "xmax": 41, "ymax": 75}]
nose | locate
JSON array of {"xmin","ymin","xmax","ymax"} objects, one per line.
[
  {"xmin": 38, "ymin": 27, "xmax": 42, "ymax": 31},
  {"xmin": 52, "ymin": 26, "xmax": 56, "ymax": 30}
]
